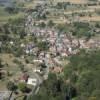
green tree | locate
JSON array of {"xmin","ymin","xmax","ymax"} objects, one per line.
[
  {"xmin": 47, "ymin": 20, "xmax": 54, "ymax": 28},
  {"xmin": 0, "ymin": 59, "xmax": 3, "ymax": 68},
  {"xmin": 39, "ymin": 22, "xmax": 46, "ymax": 28},
  {"xmin": 7, "ymin": 81, "xmax": 17, "ymax": 91},
  {"xmin": 37, "ymin": 41, "xmax": 49, "ymax": 51}
]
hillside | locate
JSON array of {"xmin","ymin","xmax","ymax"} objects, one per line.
[{"xmin": 0, "ymin": 0, "xmax": 100, "ymax": 100}]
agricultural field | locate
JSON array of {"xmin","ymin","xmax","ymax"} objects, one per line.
[
  {"xmin": 80, "ymin": 16, "xmax": 100, "ymax": 21},
  {"xmin": 53, "ymin": 0, "xmax": 88, "ymax": 4}
]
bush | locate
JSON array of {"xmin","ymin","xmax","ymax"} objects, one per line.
[{"xmin": 18, "ymin": 83, "xmax": 27, "ymax": 93}]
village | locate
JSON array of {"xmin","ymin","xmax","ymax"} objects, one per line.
[
  {"xmin": 1, "ymin": 18, "xmax": 99, "ymax": 99},
  {"xmin": 0, "ymin": 0, "xmax": 100, "ymax": 100}
]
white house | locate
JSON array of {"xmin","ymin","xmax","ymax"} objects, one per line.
[
  {"xmin": 68, "ymin": 47, "xmax": 72, "ymax": 53},
  {"xmin": 10, "ymin": 41, "xmax": 14, "ymax": 45},
  {"xmin": 25, "ymin": 50, "xmax": 30, "ymax": 54},
  {"xmin": 27, "ymin": 78, "xmax": 37, "ymax": 86},
  {"xmin": 33, "ymin": 68, "xmax": 41, "ymax": 74},
  {"xmin": 33, "ymin": 59, "xmax": 43, "ymax": 63},
  {"xmin": 20, "ymin": 43, "xmax": 25, "ymax": 47}
]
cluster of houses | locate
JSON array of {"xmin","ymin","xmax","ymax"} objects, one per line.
[
  {"xmin": 20, "ymin": 26, "xmax": 100, "ymax": 76},
  {"xmin": 0, "ymin": 15, "xmax": 99, "ymax": 78}
]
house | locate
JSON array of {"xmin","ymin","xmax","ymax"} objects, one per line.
[
  {"xmin": 19, "ymin": 73, "xmax": 29, "ymax": 82},
  {"xmin": 20, "ymin": 43, "xmax": 25, "ymax": 47},
  {"xmin": 68, "ymin": 47, "xmax": 72, "ymax": 53},
  {"xmin": 50, "ymin": 66, "xmax": 63, "ymax": 73},
  {"xmin": 33, "ymin": 59, "xmax": 43, "ymax": 63},
  {"xmin": 25, "ymin": 50, "xmax": 30, "ymax": 54},
  {"xmin": 27, "ymin": 78, "xmax": 37, "ymax": 86},
  {"xmin": 61, "ymin": 52, "xmax": 68, "ymax": 57},
  {"xmin": 9, "ymin": 41, "xmax": 14, "ymax": 45},
  {"xmin": 33, "ymin": 68, "xmax": 42, "ymax": 74}
]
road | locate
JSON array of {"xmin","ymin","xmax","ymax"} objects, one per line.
[{"xmin": 26, "ymin": 72, "xmax": 43, "ymax": 100}]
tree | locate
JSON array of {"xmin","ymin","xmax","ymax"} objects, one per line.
[
  {"xmin": 7, "ymin": 81, "xmax": 17, "ymax": 100},
  {"xmin": 0, "ymin": 59, "xmax": 3, "ymax": 68},
  {"xmin": 5, "ymin": 6, "xmax": 19, "ymax": 14},
  {"xmin": 39, "ymin": 22, "xmax": 46, "ymax": 28},
  {"xmin": 0, "ymin": 72, "xmax": 3, "ymax": 80},
  {"xmin": 40, "ymin": 63, "xmax": 47, "ymax": 68},
  {"xmin": 7, "ymin": 81, "xmax": 17, "ymax": 91},
  {"xmin": 19, "ymin": 64, "xmax": 25, "ymax": 72},
  {"xmin": 47, "ymin": 20, "xmax": 54, "ymax": 28},
  {"xmin": 37, "ymin": 41, "xmax": 49, "ymax": 51}
]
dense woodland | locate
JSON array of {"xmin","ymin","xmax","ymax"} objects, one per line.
[{"xmin": 28, "ymin": 49, "xmax": 100, "ymax": 100}]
